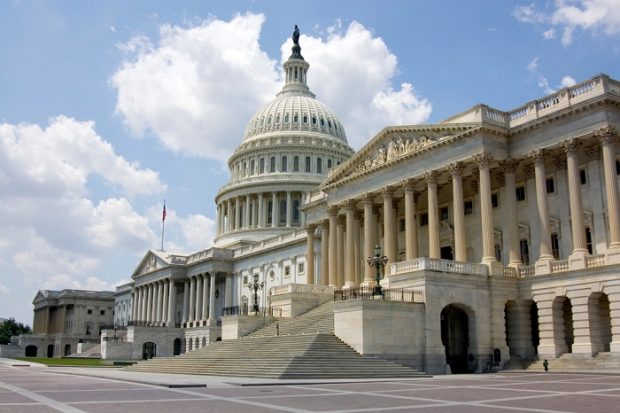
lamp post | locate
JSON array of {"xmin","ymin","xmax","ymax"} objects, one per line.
[
  {"xmin": 366, "ymin": 245, "xmax": 388, "ymax": 296},
  {"xmin": 247, "ymin": 273, "xmax": 264, "ymax": 313}
]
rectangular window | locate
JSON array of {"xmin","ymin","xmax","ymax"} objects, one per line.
[
  {"xmin": 284, "ymin": 266, "xmax": 291, "ymax": 277},
  {"xmin": 520, "ymin": 239, "xmax": 530, "ymax": 265},
  {"xmin": 440, "ymin": 207, "xmax": 449, "ymax": 221},
  {"xmin": 580, "ymin": 168, "xmax": 588, "ymax": 185},
  {"xmin": 464, "ymin": 200, "xmax": 473, "ymax": 215},
  {"xmin": 546, "ymin": 177, "xmax": 555, "ymax": 194},
  {"xmin": 491, "ymin": 193, "xmax": 499, "ymax": 208},
  {"xmin": 586, "ymin": 227, "xmax": 593, "ymax": 254},
  {"xmin": 551, "ymin": 233, "xmax": 560, "ymax": 259},
  {"xmin": 243, "ymin": 275, "xmax": 248, "ymax": 285},
  {"xmin": 297, "ymin": 263, "xmax": 304, "ymax": 273},
  {"xmin": 516, "ymin": 185, "xmax": 526, "ymax": 202},
  {"xmin": 420, "ymin": 213, "xmax": 428, "ymax": 226},
  {"xmin": 87, "ymin": 309, "xmax": 93, "ymax": 315},
  {"xmin": 100, "ymin": 310, "xmax": 105, "ymax": 316}
]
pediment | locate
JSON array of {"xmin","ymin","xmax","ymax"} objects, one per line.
[
  {"xmin": 32, "ymin": 291, "xmax": 46, "ymax": 304},
  {"xmin": 322, "ymin": 123, "xmax": 480, "ymax": 189},
  {"xmin": 132, "ymin": 250, "xmax": 169, "ymax": 278}
]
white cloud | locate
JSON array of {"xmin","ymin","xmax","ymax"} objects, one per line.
[
  {"xmin": 286, "ymin": 21, "xmax": 431, "ymax": 148},
  {"xmin": 147, "ymin": 206, "xmax": 215, "ymax": 253},
  {"xmin": 0, "ymin": 117, "xmax": 164, "ymax": 293},
  {"xmin": 514, "ymin": 0, "xmax": 620, "ymax": 45},
  {"xmin": 112, "ymin": 14, "xmax": 431, "ymax": 156},
  {"xmin": 527, "ymin": 57, "xmax": 539, "ymax": 72},
  {"xmin": 560, "ymin": 75, "xmax": 577, "ymax": 87},
  {"xmin": 0, "ymin": 282, "xmax": 8, "ymax": 294},
  {"xmin": 538, "ymin": 76, "xmax": 555, "ymax": 94}
]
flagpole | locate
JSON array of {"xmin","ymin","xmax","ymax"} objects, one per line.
[{"xmin": 161, "ymin": 200, "xmax": 166, "ymax": 251}]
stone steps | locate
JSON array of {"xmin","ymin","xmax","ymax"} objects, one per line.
[
  {"xmin": 523, "ymin": 352, "xmax": 620, "ymax": 371},
  {"xmin": 247, "ymin": 301, "xmax": 335, "ymax": 337}
]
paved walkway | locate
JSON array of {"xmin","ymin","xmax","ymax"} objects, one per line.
[{"xmin": 1, "ymin": 361, "xmax": 620, "ymax": 412}]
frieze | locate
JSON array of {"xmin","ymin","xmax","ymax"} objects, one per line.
[{"xmin": 352, "ymin": 135, "xmax": 435, "ymax": 176}]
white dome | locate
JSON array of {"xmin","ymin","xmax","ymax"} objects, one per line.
[{"xmin": 243, "ymin": 94, "xmax": 348, "ymax": 143}]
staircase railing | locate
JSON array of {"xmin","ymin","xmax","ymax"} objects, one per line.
[{"xmin": 334, "ymin": 287, "xmax": 424, "ymax": 303}]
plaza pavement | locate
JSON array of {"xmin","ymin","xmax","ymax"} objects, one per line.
[{"xmin": 1, "ymin": 359, "xmax": 620, "ymax": 412}]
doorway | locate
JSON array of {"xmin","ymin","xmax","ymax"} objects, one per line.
[
  {"xmin": 441, "ymin": 304, "xmax": 471, "ymax": 373},
  {"xmin": 142, "ymin": 342, "xmax": 157, "ymax": 359}
]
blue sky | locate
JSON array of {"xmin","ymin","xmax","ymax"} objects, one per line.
[{"xmin": 1, "ymin": 0, "xmax": 619, "ymax": 324}]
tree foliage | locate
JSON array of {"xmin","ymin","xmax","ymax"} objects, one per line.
[{"xmin": 0, "ymin": 318, "xmax": 31, "ymax": 345}]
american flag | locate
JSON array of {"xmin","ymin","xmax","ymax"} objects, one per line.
[{"xmin": 162, "ymin": 201, "xmax": 167, "ymax": 222}]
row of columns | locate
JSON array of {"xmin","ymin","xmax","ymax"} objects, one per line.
[
  {"xmin": 181, "ymin": 273, "xmax": 217, "ymax": 327},
  {"xmin": 132, "ymin": 279, "xmax": 177, "ymax": 326},
  {"xmin": 216, "ymin": 191, "xmax": 308, "ymax": 235},
  {"xmin": 304, "ymin": 130, "xmax": 620, "ymax": 285}
]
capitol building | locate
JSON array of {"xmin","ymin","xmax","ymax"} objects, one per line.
[{"xmin": 6, "ymin": 28, "xmax": 620, "ymax": 375}]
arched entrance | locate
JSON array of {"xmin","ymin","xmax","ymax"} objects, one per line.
[
  {"xmin": 441, "ymin": 304, "xmax": 471, "ymax": 373},
  {"xmin": 173, "ymin": 338, "xmax": 182, "ymax": 356},
  {"xmin": 25, "ymin": 345, "xmax": 37, "ymax": 357},
  {"xmin": 553, "ymin": 296, "xmax": 574, "ymax": 355},
  {"xmin": 47, "ymin": 344, "xmax": 54, "ymax": 358},
  {"xmin": 530, "ymin": 301, "xmax": 540, "ymax": 354},
  {"xmin": 589, "ymin": 292, "xmax": 612, "ymax": 354},
  {"xmin": 142, "ymin": 342, "xmax": 156, "ymax": 360},
  {"xmin": 64, "ymin": 344, "xmax": 71, "ymax": 356}
]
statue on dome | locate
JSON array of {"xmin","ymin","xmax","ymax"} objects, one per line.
[{"xmin": 292, "ymin": 25, "xmax": 300, "ymax": 45}]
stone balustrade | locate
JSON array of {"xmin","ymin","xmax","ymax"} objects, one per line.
[
  {"xmin": 390, "ymin": 257, "xmax": 488, "ymax": 276},
  {"xmin": 269, "ymin": 283, "xmax": 334, "ymax": 297}
]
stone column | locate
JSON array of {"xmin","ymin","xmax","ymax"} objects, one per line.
[
  {"xmin": 319, "ymin": 221, "xmax": 329, "ymax": 286},
  {"xmin": 145, "ymin": 284, "xmax": 152, "ymax": 324},
  {"xmin": 141, "ymin": 286, "xmax": 147, "ymax": 323},
  {"xmin": 306, "ymin": 224, "xmax": 316, "ymax": 285},
  {"xmin": 157, "ymin": 282, "xmax": 164, "ymax": 324},
  {"xmin": 234, "ymin": 197, "xmax": 240, "ymax": 230},
  {"xmin": 501, "ymin": 160, "xmax": 522, "ymax": 267},
  {"xmin": 425, "ymin": 171, "xmax": 440, "ymax": 259},
  {"xmin": 403, "ymin": 181, "xmax": 418, "ymax": 261},
  {"xmin": 449, "ymin": 164, "xmax": 466, "ymax": 262},
  {"xmin": 168, "ymin": 280, "xmax": 176, "ymax": 326},
  {"xmin": 208, "ymin": 274, "xmax": 216, "ymax": 324},
  {"xmin": 182, "ymin": 280, "xmax": 189, "ymax": 325},
  {"xmin": 476, "ymin": 153, "xmax": 498, "ymax": 266},
  {"xmin": 132, "ymin": 289, "xmax": 139, "ymax": 322},
  {"xmin": 245, "ymin": 195, "xmax": 251, "ymax": 230},
  {"xmin": 531, "ymin": 150, "xmax": 554, "ymax": 264},
  {"xmin": 328, "ymin": 207, "xmax": 338, "ymax": 287},
  {"xmin": 354, "ymin": 212, "xmax": 362, "ymax": 285},
  {"xmin": 215, "ymin": 204, "xmax": 221, "ymax": 235},
  {"xmin": 362, "ymin": 195, "xmax": 375, "ymax": 285},
  {"xmin": 286, "ymin": 191, "xmax": 292, "ymax": 227},
  {"xmin": 563, "ymin": 139, "xmax": 588, "ymax": 262},
  {"xmin": 195, "ymin": 275, "xmax": 203, "ymax": 322},
  {"xmin": 344, "ymin": 201, "xmax": 356, "ymax": 288},
  {"xmin": 337, "ymin": 217, "xmax": 345, "ymax": 287},
  {"xmin": 226, "ymin": 200, "xmax": 231, "ymax": 232},
  {"xmin": 271, "ymin": 192, "xmax": 278, "ymax": 227},
  {"xmin": 202, "ymin": 274, "xmax": 209, "ymax": 322},
  {"xmin": 382, "ymin": 187, "xmax": 396, "ymax": 264},
  {"xmin": 257, "ymin": 193, "xmax": 264, "ymax": 228},
  {"xmin": 162, "ymin": 280, "xmax": 169, "ymax": 326},
  {"xmin": 597, "ymin": 127, "xmax": 620, "ymax": 253},
  {"xmin": 188, "ymin": 276, "xmax": 196, "ymax": 324}
]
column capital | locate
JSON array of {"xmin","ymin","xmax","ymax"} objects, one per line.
[
  {"xmin": 381, "ymin": 186, "xmax": 394, "ymax": 199},
  {"xmin": 594, "ymin": 125, "xmax": 617, "ymax": 145},
  {"xmin": 529, "ymin": 149, "xmax": 545, "ymax": 164},
  {"xmin": 354, "ymin": 210, "xmax": 364, "ymax": 221},
  {"xmin": 561, "ymin": 138, "xmax": 580, "ymax": 155},
  {"xmin": 337, "ymin": 215, "xmax": 346, "ymax": 226},
  {"xmin": 328, "ymin": 205, "xmax": 340, "ymax": 217},
  {"xmin": 360, "ymin": 193, "xmax": 375, "ymax": 205},
  {"xmin": 424, "ymin": 170, "xmax": 438, "ymax": 185},
  {"xmin": 474, "ymin": 152, "xmax": 493, "ymax": 169},
  {"xmin": 343, "ymin": 199, "xmax": 357, "ymax": 211},
  {"xmin": 402, "ymin": 179, "xmax": 416, "ymax": 192},
  {"xmin": 448, "ymin": 162, "xmax": 464, "ymax": 176},
  {"xmin": 306, "ymin": 223, "xmax": 317, "ymax": 233},
  {"xmin": 499, "ymin": 159, "xmax": 519, "ymax": 173}
]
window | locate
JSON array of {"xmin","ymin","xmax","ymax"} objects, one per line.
[
  {"xmin": 297, "ymin": 263, "xmax": 304, "ymax": 273},
  {"xmin": 327, "ymin": 159, "xmax": 332, "ymax": 169},
  {"xmin": 243, "ymin": 162, "xmax": 247, "ymax": 177},
  {"xmin": 580, "ymin": 168, "xmax": 587, "ymax": 185},
  {"xmin": 317, "ymin": 158, "xmax": 322, "ymax": 173},
  {"xmin": 243, "ymin": 275, "xmax": 248, "ymax": 285},
  {"xmin": 328, "ymin": 120, "xmax": 332, "ymax": 128},
  {"xmin": 305, "ymin": 156, "xmax": 311, "ymax": 172},
  {"xmin": 546, "ymin": 177, "xmax": 555, "ymax": 194},
  {"xmin": 320, "ymin": 118, "xmax": 325, "ymax": 127},
  {"xmin": 420, "ymin": 213, "xmax": 429, "ymax": 226},
  {"xmin": 551, "ymin": 233, "xmax": 560, "ymax": 259},
  {"xmin": 87, "ymin": 309, "xmax": 93, "ymax": 315},
  {"xmin": 312, "ymin": 116, "xmax": 317, "ymax": 125},
  {"xmin": 281, "ymin": 156, "xmax": 288, "ymax": 172},
  {"xmin": 284, "ymin": 114, "xmax": 290, "ymax": 123},
  {"xmin": 293, "ymin": 156, "xmax": 299, "ymax": 172},
  {"xmin": 267, "ymin": 201, "xmax": 273, "ymax": 225},
  {"xmin": 520, "ymin": 239, "xmax": 530, "ymax": 265},
  {"xmin": 440, "ymin": 207, "xmax": 449, "ymax": 221},
  {"xmin": 100, "ymin": 310, "xmax": 105, "ymax": 316},
  {"xmin": 259, "ymin": 158, "xmax": 265, "ymax": 174},
  {"xmin": 292, "ymin": 199, "xmax": 300, "ymax": 224},
  {"xmin": 250, "ymin": 160, "xmax": 255, "ymax": 176},
  {"xmin": 270, "ymin": 156, "xmax": 276, "ymax": 173},
  {"xmin": 586, "ymin": 227, "xmax": 593, "ymax": 254},
  {"xmin": 275, "ymin": 114, "xmax": 280, "ymax": 124},
  {"xmin": 284, "ymin": 266, "xmax": 291, "ymax": 277},
  {"xmin": 303, "ymin": 115, "xmax": 308, "ymax": 124},
  {"xmin": 516, "ymin": 185, "xmax": 526, "ymax": 202},
  {"xmin": 293, "ymin": 114, "xmax": 299, "ymax": 123},
  {"xmin": 279, "ymin": 199, "xmax": 286, "ymax": 225},
  {"xmin": 491, "ymin": 193, "xmax": 499, "ymax": 208},
  {"xmin": 464, "ymin": 200, "xmax": 474, "ymax": 215}
]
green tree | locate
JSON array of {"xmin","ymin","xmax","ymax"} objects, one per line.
[{"xmin": 0, "ymin": 318, "xmax": 31, "ymax": 344}]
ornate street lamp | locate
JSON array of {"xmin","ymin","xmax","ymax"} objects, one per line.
[
  {"xmin": 247, "ymin": 273, "xmax": 264, "ymax": 313},
  {"xmin": 366, "ymin": 245, "xmax": 388, "ymax": 296}
]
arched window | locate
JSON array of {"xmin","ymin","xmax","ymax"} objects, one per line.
[
  {"xmin": 243, "ymin": 162, "xmax": 247, "ymax": 177},
  {"xmin": 293, "ymin": 114, "xmax": 299, "ymax": 123},
  {"xmin": 328, "ymin": 120, "xmax": 332, "ymax": 128},
  {"xmin": 303, "ymin": 115, "xmax": 308, "ymax": 124},
  {"xmin": 312, "ymin": 116, "xmax": 317, "ymax": 125},
  {"xmin": 270, "ymin": 156, "xmax": 276, "ymax": 173},
  {"xmin": 305, "ymin": 156, "xmax": 311, "ymax": 173},
  {"xmin": 279, "ymin": 199, "xmax": 287, "ymax": 225},
  {"xmin": 292, "ymin": 199, "xmax": 301, "ymax": 225},
  {"xmin": 284, "ymin": 114, "xmax": 290, "ymax": 123},
  {"xmin": 259, "ymin": 158, "xmax": 265, "ymax": 174},
  {"xmin": 281, "ymin": 156, "xmax": 288, "ymax": 172},
  {"xmin": 317, "ymin": 157, "xmax": 323, "ymax": 174},
  {"xmin": 293, "ymin": 156, "xmax": 299, "ymax": 172},
  {"xmin": 320, "ymin": 118, "xmax": 325, "ymax": 127}
]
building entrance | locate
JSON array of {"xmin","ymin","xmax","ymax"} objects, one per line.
[
  {"xmin": 142, "ymin": 342, "xmax": 157, "ymax": 359},
  {"xmin": 441, "ymin": 305, "xmax": 470, "ymax": 373}
]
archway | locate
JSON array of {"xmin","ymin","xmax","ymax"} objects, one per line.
[
  {"xmin": 142, "ymin": 342, "xmax": 156, "ymax": 359},
  {"xmin": 173, "ymin": 338, "xmax": 182, "ymax": 356},
  {"xmin": 25, "ymin": 345, "xmax": 37, "ymax": 357},
  {"xmin": 64, "ymin": 344, "xmax": 71, "ymax": 356},
  {"xmin": 47, "ymin": 344, "xmax": 54, "ymax": 358},
  {"xmin": 530, "ymin": 301, "xmax": 540, "ymax": 354},
  {"xmin": 553, "ymin": 296, "xmax": 574, "ymax": 355},
  {"xmin": 589, "ymin": 292, "xmax": 612, "ymax": 354},
  {"xmin": 441, "ymin": 304, "xmax": 471, "ymax": 373}
]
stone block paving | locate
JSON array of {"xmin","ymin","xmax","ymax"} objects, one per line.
[{"xmin": 2, "ymin": 365, "xmax": 620, "ymax": 412}]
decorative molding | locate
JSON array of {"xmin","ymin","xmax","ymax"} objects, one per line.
[
  {"xmin": 499, "ymin": 159, "xmax": 518, "ymax": 174},
  {"xmin": 448, "ymin": 162, "xmax": 464, "ymax": 177},
  {"xmin": 474, "ymin": 152, "xmax": 493, "ymax": 169},
  {"xmin": 424, "ymin": 171, "xmax": 438, "ymax": 185}
]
